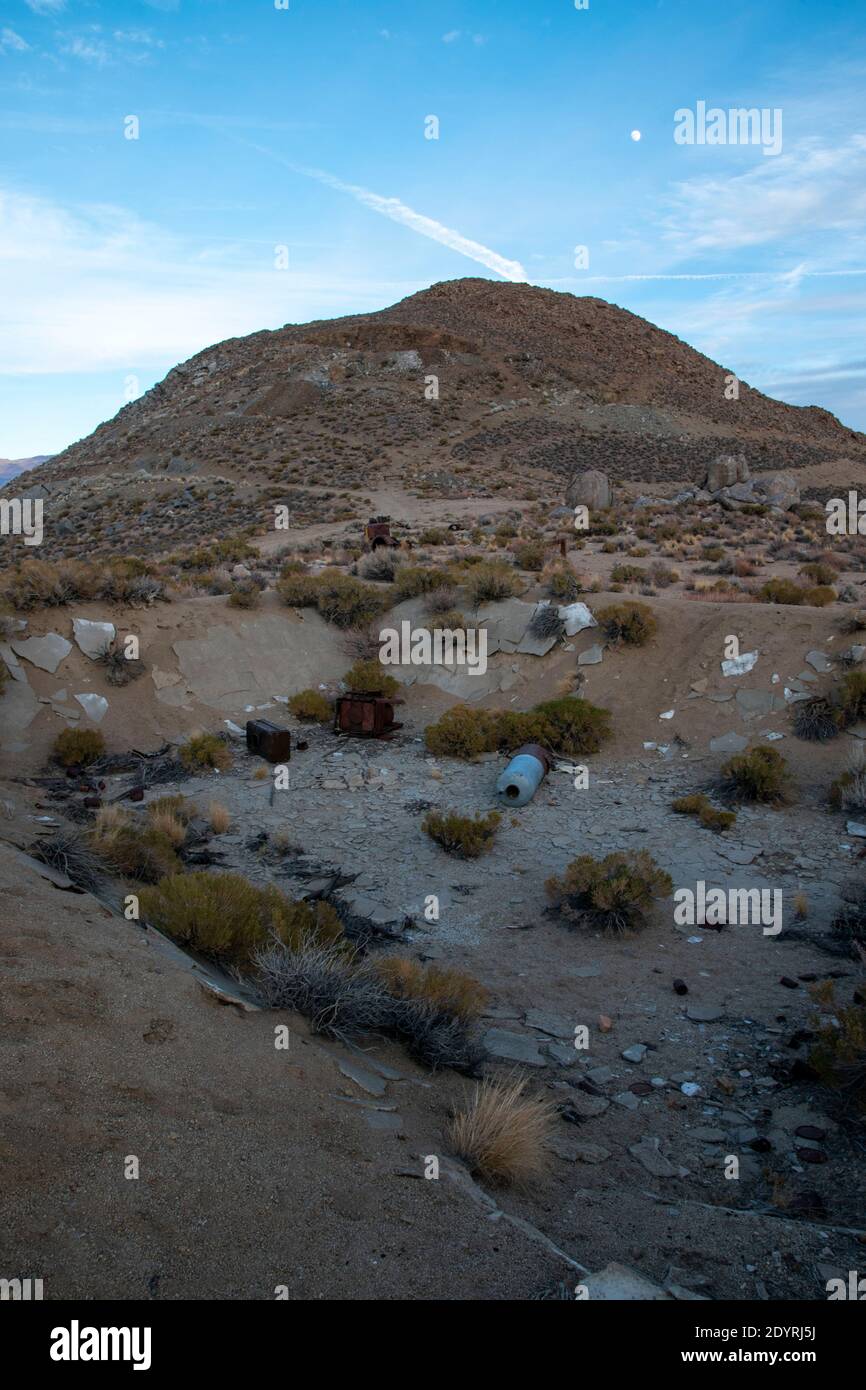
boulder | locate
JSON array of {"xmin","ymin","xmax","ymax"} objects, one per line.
[
  {"xmin": 704, "ymin": 453, "xmax": 749, "ymax": 492},
  {"xmin": 752, "ymin": 471, "xmax": 800, "ymax": 510},
  {"xmin": 566, "ymin": 469, "xmax": 611, "ymax": 511}
]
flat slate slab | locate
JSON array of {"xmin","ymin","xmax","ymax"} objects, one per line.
[
  {"xmin": 710, "ymin": 731, "xmax": 748, "ymax": 754},
  {"xmin": 483, "ymin": 1028, "xmax": 547, "ymax": 1066},
  {"xmin": 73, "ymin": 617, "xmax": 116, "ymax": 659},
  {"xmin": 11, "ymin": 633, "xmax": 72, "ymax": 674}
]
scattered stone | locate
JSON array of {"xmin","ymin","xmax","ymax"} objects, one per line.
[
  {"xmin": 673, "ymin": 978, "xmax": 688, "ymax": 996},
  {"xmin": 622, "ymin": 1044, "xmax": 647, "ymax": 1063},
  {"xmin": 566, "ymin": 468, "xmax": 611, "ymax": 511},
  {"xmin": 613, "ymin": 1091, "xmax": 640, "ymax": 1110},
  {"xmin": 805, "ymin": 650, "xmax": 833, "ymax": 674},
  {"xmin": 629, "ymin": 1137, "xmax": 680, "ymax": 1178},
  {"xmin": 74, "ymin": 693, "xmax": 109, "ymax": 724},
  {"xmin": 524, "ymin": 1009, "xmax": 574, "ymax": 1039},
  {"xmin": 10, "ymin": 633, "xmax": 72, "ymax": 674},
  {"xmin": 572, "ymin": 1142, "xmax": 611, "ymax": 1164},
  {"xmin": 578, "ymin": 643, "xmax": 604, "ymax": 666},
  {"xmin": 338, "ymin": 1059, "xmax": 387, "ymax": 1097},
  {"xmin": 686, "ymin": 1005, "xmax": 722, "ymax": 1022},
  {"xmin": 710, "ymin": 731, "xmax": 748, "ymax": 754},
  {"xmin": 72, "ymin": 617, "xmax": 116, "ymax": 660},
  {"xmin": 721, "ymin": 650, "xmax": 758, "ymax": 677},
  {"xmin": 483, "ymin": 1029, "xmax": 547, "ymax": 1067}
]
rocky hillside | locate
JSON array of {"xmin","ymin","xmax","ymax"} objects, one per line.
[{"xmin": 7, "ymin": 279, "xmax": 865, "ymax": 559}]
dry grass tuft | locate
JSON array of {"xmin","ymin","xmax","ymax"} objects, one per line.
[
  {"xmin": 447, "ymin": 1075, "xmax": 555, "ymax": 1186},
  {"xmin": 208, "ymin": 800, "xmax": 231, "ymax": 833}
]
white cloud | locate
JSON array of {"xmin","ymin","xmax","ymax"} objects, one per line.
[
  {"xmin": 24, "ymin": 0, "xmax": 65, "ymax": 12},
  {"xmin": 0, "ymin": 186, "xmax": 422, "ymax": 376},
  {"xmin": 662, "ymin": 134, "xmax": 866, "ymax": 252},
  {"xmin": 442, "ymin": 30, "xmax": 461, "ymax": 44},
  {"xmin": 0, "ymin": 29, "xmax": 30, "ymax": 53},
  {"xmin": 62, "ymin": 35, "xmax": 110, "ymax": 66}
]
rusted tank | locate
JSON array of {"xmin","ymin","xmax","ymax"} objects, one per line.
[
  {"xmin": 246, "ymin": 719, "xmax": 292, "ymax": 763},
  {"xmin": 334, "ymin": 693, "xmax": 402, "ymax": 739}
]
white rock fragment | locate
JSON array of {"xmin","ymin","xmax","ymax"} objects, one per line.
[
  {"xmin": 74, "ymin": 692, "xmax": 109, "ymax": 724},
  {"xmin": 558, "ymin": 601, "xmax": 597, "ymax": 637},
  {"xmin": 721, "ymin": 650, "xmax": 758, "ymax": 677},
  {"xmin": 72, "ymin": 617, "xmax": 116, "ymax": 660}
]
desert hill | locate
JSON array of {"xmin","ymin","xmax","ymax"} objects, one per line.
[{"xmin": 6, "ymin": 279, "xmax": 865, "ymax": 561}]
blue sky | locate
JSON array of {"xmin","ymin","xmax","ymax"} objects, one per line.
[{"xmin": 1, "ymin": 0, "xmax": 865, "ymax": 457}]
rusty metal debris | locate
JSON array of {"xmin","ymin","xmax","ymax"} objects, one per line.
[
  {"xmin": 246, "ymin": 719, "xmax": 292, "ymax": 763},
  {"xmin": 334, "ymin": 692, "xmax": 402, "ymax": 739}
]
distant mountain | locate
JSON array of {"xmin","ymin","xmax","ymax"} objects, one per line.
[{"xmin": 0, "ymin": 456, "xmax": 51, "ymax": 484}]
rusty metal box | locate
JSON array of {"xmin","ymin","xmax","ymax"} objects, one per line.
[{"xmin": 246, "ymin": 719, "xmax": 292, "ymax": 763}]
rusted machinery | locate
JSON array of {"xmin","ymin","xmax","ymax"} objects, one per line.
[
  {"xmin": 334, "ymin": 692, "xmax": 402, "ymax": 739},
  {"xmin": 495, "ymin": 742, "xmax": 553, "ymax": 806},
  {"xmin": 364, "ymin": 515, "xmax": 399, "ymax": 550},
  {"xmin": 246, "ymin": 719, "xmax": 292, "ymax": 763}
]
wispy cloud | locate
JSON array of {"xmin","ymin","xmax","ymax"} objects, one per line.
[
  {"xmin": 0, "ymin": 29, "xmax": 30, "ymax": 53},
  {"xmin": 24, "ymin": 0, "xmax": 65, "ymax": 13},
  {"xmin": 662, "ymin": 134, "xmax": 866, "ymax": 253},
  {"xmin": 241, "ymin": 143, "xmax": 527, "ymax": 282},
  {"xmin": 62, "ymin": 35, "xmax": 110, "ymax": 66}
]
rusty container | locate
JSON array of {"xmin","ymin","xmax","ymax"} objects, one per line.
[
  {"xmin": 246, "ymin": 719, "xmax": 292, "ymax": 763},
  {"xmin": 334, "ymin": 693, "xmax": 402, "ymax": 738}
]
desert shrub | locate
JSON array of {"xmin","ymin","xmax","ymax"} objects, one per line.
[
  {"xmin": 97, "ymin": 643, "xmax": 145, "ymax": 686},
  {"xmin": 288, "ymin": 689, "xmax": 332, "ymax": 722},
  {"xmin": 430, "ymin": 609, "xmax": 467, "ymax": 631},
  {"xmin": 424, "ymin": 584, "xmax": 459, "ymax": 615},
  {"xmin": 208, "ymin": 801, "xmax": 231, "ymax": 833},
  {"xmin": 447, "ymin": 1076, "xmax": 555, "ymax": 1186},
  {"xmin": 227, "ymin": 582, "xmax": 261, "ymax": 609},
  {"xmin": 672, "ymin": 792, "xmax": 736, "ymax": 832},
  {"xmin": 179, "ymin": 733, "xmax": 231, "ymax": 772},
  {"xmin": 418, "ymin": 527, "xmax": 448, "ymax": 546},
  {"xmin": 800, "ymin": 561, "xmax": 838, "ymax": 586},
  {"xmin": 374, "ymin": 957, "xmax": 489, "ymax": 1020},
  {"xmin": 514, "ymin": 540, "xmax": 546, "ymax": 571},
  {"xmin": 828, "ymin": 767, "xmax": 866, "ymax": 814},
  {"xmin": 393, "ymin": 565, "xmax": 450, "ymax": 601},
  {"xmin": 423, "ymin": 809, "xmax": 501, "ymax": 858},
  {"xmin": 360, "ymin": 548, "xmax": 401, "ymax": 582},
  {"xmin": 837, "ymin": 671, "xmax": 866, "ymax": 726},
  {"xmin": 276, "ymin": 569, "xmax": 322, "ymax": 607},
  {"xmin": 649, "ymin": 562, "xmax": 679, "ymax": 589},
  {"xmin": 139, "ymin": 872, "xmax": 343, "ymax": 967},
  {"xmin": 804, "ymin": 585, "xmax": 837, "ymax": 607},
  {"xmin": 528, "ymin": 603, "xmax": 565, "ymax": 641},
  {"xmin": 533, "ymin": 697, "xmax": 612, "ymax": 756},
  {"xmin": 760, "ymin": 577, "xmax": 834, "ymax": 607},
  {"xmin": 146, "ymin": 808, "xmax": 188, "ymax": 848},
  {"xmin": 810, "ymin": 985, "xmax": 866, "ymax": 1112},
  {"xmin": 90, "ymin": 818, "xmax": 181, "ymax": 883},
  {"xmin": 466, "ymin": 563, "xmax": 519, "ymax": 606},
  {"xmin": 596, "ymin": 600, "xmax": 657, "ymax": 646},
  {"xmin": 147, "ymin": 795, "xmax": 195, "ymax": 824},
  {"xmin": 32, "ymin": 828, "xmax": 106, "ymax": 893},
  {"xmin": 424, "ymin": 696, "xmax": 611, "ymax": 760},
  {"xmin": 315, "ymin": 571, "xmax": 388, "ymax": 628},
  {"xmin": 839, "ymin": 610, "xmax": 866, "ymax": 635},
  {"xmin": 546, "ymin": 849, "xmax": 673, "ymax": 934},
  {"xmin": 52, "ymin": 727, "xmax": 106, "ymax": 767},
  {"xmin": 343, "ymin": 658, "xmax": 399, "ymax": 697},
  {"xmin": 544, "ymin": 565, "xmax": 581, "ymax": 602},
  {"xmin": 253, "ymin": 941, "xmax": 484, "ymax": 1071},
  {"xmin": 610, "ymin": 563, "xmax": 646, "ymax": 585},
  {"xmin": 720, "ymin": 746, "xmax": 791, "ymax": 804},
  {"xmin": 794, "ymin": 696, "xmax": 841, "ymax": 742},
  {"xmin": 424, "ymin": 706, "xmax": 498, "ymax": 759}
]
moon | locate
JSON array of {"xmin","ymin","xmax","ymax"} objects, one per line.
[{"xmin": 630, "ymin": 129, "xmax": 642, "ymax": 141}]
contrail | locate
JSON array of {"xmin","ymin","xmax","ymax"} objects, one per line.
[{"xmin": 238, "ymin": 139, "xmax": 527, "ymax": 283}]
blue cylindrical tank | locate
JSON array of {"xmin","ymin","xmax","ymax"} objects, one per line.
[{"xmin": 495, "ymin": 743, "xmax": 552, "ymax": 807}]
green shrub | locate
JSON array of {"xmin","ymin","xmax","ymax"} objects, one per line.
[
  {"xmin": 597, "ymin": 600, "xmax": 657, "ymax": 646},
  {"xmin": 672, "ymin": 792, "xmax": 736, "ymax": 832},
  {"xmin": 546, "ymin": 850, "xmax": 673, "ymax": 934},
  {"xmin": 315, "ymin": 571, "xmax": 388, "ymax": 628},
  {"xmin": 393, "ymin": 566, "xmax": 451, "ymax": 601},
  {"xmin": 288, "ymin": 689, "xmax": 332, "ymax": 722},
  {"xmin": 837, "ymin": 672, "xmax": 866, "ymax": 727},
  {"xmin": 759, "ymin": 577, "xmax": 835, "ymax": 607},
  {"xmin": 610, "ymin": 563, "xmax": 646, "ymax": 585},
  {"xmin": 423, "ymin": 809, "xmax": 501, "ymax": 858},
  {"xmin": 466, "ymin": 563, "xmax": 519, "ymax": 606},
  {"xmin": 227, "ymin": 582, "xmax": 261, "ymax": 609},
  {"xmin": 343, "ymin": 658, "xmax": 399, "ymax": 697},
  {"xmin": 544, "ymin": 566, "xmax": 581, "ymax": 602},
  {"xmin": 139, "ymin": 871, "xmax": 344, "ymax": 967},
  {"xmin": 514, "ymin": 541, "xmax": 546, "ymax": 572},
  {"xmin": 532, "ymin": 697, "xmax": 612, "ymax": 756},
  {"xmin": 91, "ymin": 822, "xmax": 181, "ymax": 883},
  {"xmin": 276, "ymin": 568, "xmax": 321, "ymax": 607},
  {"xmin": 720, "ymin": 745, "xmax": 791, "ymax": 804},
  {"xmin": 424, "ymin": 706, "xmax": 498, "ymax": 759},
  {"xmin": 179, "ymin": 733, "xmax": 232, "ymax": 772},
  {"xmin": 52, "ymin": 727, "xmax": 106, "ymax": 767}
]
